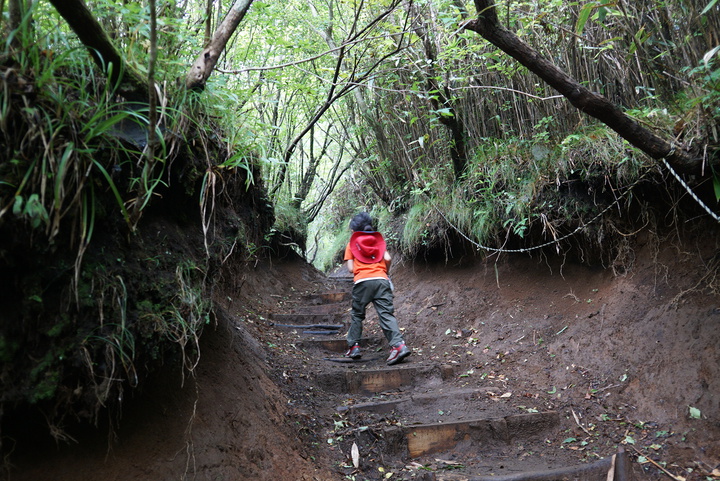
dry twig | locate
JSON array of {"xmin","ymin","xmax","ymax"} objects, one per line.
[
  {"xmin": 571, "ymin": 408, "xmax": 592, "ymax": 436},
  {"xmin": 629, "ymin": 445, "xmax": 686, "ymax": 481}
]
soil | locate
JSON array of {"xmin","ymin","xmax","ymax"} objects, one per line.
[{"xmin": 3, "ymin": 227, "xmax": 720, "ymax": 481}]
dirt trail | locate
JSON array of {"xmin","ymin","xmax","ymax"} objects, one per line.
[{"xmin": 3, "ymin": 233, "xmax": 719, "ymax": 481}]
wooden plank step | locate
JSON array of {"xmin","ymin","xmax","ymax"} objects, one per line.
[
  {"xmin": 348, "ymin": 368, "xmax": 413, "ymax": 394},
  {"xmin": 336, "ymin": 387, "xmax": 499, "ymax": 415},
  {"xmin": 276, "ymin": 328, "xmax": 342, "ymax": 337},
  {"xmin": 402, "ymin": 411, "xmax": 559, "ymax": 458},
  {"xmin": 270, "ymin": 313, "xmax": 343, "ymax": 325},
  {"xmin": 316, "ymin": 363, "xmax": 443, "ymax": 394},
  {"xmin": 302, "ymin": 338, "xmax": 367, "ymax": 353},
  {"xmin": 283, "ymin": 302, "xmax": 348, "ymax": 316},
  {"xmin": 272, "ymin": 325, "xmax": 342, "ymax": 332},
  {"xmin": 303, "ymin": 291, "xmax": 351, "ymax": 304},
  {"xmin": 319, "ymin": 291, "xmax": 351, "ymax": 303},
  {"xmin": 435, "ymin": 448, "xmax": 634, "ymax": 481}
]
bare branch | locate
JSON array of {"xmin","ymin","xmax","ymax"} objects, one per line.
[
  {"xmin": 269, "ymin": 1, "xmax": 407, "ymax": 197},
  {"xmin": 186, "ymin": 0, "xmax": 254, "ymax": 91},
  {"xmin": 215, "ymin": 30, "xmax": 412, "ymax": 75}
]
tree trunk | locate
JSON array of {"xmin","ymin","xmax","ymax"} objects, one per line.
[
  {"xmin": 7, "ymin": 0, "xmax": 24, "ymax": 33},
  {"xmin": 7, "ymin": 0, "xmax": 37, "ymax": 48},
  {"xmin": 464, "ymin": 0, "xmax": 708, "ymax": 176},
  {"xmin": 48, "ymin": 0, "xmax": 149, "ymax": 102},
  {"xmin": 290, "ymin": 125, "xmax": 326, "ymax": 210},
  {"xmin": 185, "ymin": 0, "xmax": 254, "ymax": 91},
  {"xmin": 410, "ymin": 2, "xmax": 468, "ymax": 179}
]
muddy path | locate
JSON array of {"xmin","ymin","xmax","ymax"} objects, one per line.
[{"xmin": 3, "ymin": 232, "xmax": 720, "ymax": 481}]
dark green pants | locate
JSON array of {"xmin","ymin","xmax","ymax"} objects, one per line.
[{"xmin": 347, "ymin": 279, "xmax": 403, "ymax": 347}]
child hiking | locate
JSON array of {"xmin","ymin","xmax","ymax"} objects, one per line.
[{"xmin": 343, "ymin": 212, "xmax": 411, "ymax": 365}]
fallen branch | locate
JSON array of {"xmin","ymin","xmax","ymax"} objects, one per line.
[
  {"xmin": 629, "ymin": 445, "xmax": 687, "ymax": 481},
  {"xmin": 571, "ymin": 408, "xmax": 592, "ymax": 436},
  {"xmin": 595, "ymin": 382, "xmax": 622, "ymax": 393}
]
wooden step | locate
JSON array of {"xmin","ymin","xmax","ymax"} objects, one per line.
[
  {"xmin": 401, "ymin": 411, "xmax": 560, "ymax": 458},
  {"xmin": 303, "ymin": 291, "xmax": 351, "ymax": 304},
  {"xmin": 435, "ymin": 448, "xmax": 634, "ymax": 481},
  {"xmin": 272, "ymin": 328, "xmax": 342, "ymax": 337},
  {"xmin": 336, "ymin": 387, "xmax": 500, "ymax": 415},
  {"xmin": 302, "ymin": 338, "xmax": 364, "ymax": 353},
  {"xmin": 270, "ymin": 313, "xmax": 343, "ymax": 325},
  {"xmin": 380, "ymin": 411, "xmax": 560, "ymax": 458},
  {"xmin": 327, "ymin": 276, "xmax": 353, "ymax": 284},
  {"xmin": 282, "ymin": 302, "xmax": 348, "ymax": 316},
  {"xmin": 316, "ymin": 363, "xmax": 443, "ymax": 394},
  {"xmin": 302, "ymin": 337, "xmax": 402, "ymax": 354},
  {"xmin": 319, "ymin": 291, "xmax": 351, "ymax": 303}
]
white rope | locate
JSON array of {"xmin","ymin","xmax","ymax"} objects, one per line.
[
  {"xmin": 434, "ymin": 172, "xmax": 649, "ymax": 254},
  {"xmin": 660, "ymin": 157, "xmax": 720, "ymax": 222},
  {"xmin": 433, "ymin": 150, "xmax": 719, "ymax": 255}
]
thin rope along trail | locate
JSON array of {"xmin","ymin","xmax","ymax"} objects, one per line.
[
  {"xmin": 660, "ymin": 157, "xmax": 720, "ymax": 223},
  {"xmin": 434, "ymin": 168, "xmax": 652, "ymax": 255},
  {"xmin": 436, "ymin": 154, "xmax": 720, "ymax": 255}
]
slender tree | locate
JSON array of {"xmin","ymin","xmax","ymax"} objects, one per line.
[{"xmin": 409, "ymin": 1, "xmax": 468, "ymax": 179}]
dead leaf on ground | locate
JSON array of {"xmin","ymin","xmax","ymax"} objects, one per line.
[
  {"xmin": 350, "ymin": 442, "xmax": 359, "ymax": 468},
  {"xmin": 488, "ymin": 391, "xmax": 512, "ymax": 400}
]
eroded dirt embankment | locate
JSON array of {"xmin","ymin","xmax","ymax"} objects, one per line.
[
  {"xmin": 388, "ymin": 234, "xmax": 720, "ymax": 478},
  {"xmin": 3, "ymin": 228, "xmax": 720, "ymax": 481}
]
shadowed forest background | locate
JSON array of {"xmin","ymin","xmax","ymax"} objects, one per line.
[{"xmin": 1, "ymin": 0, "xmax": 719, "ymax": 479}]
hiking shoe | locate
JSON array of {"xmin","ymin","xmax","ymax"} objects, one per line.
[
  {"xmin": 345, "ymin": 343, "xmax": 361, "ymax": 359},
  {"xmin": 386, "ymin": 342, "xmax": 411, "ymax": 365}
]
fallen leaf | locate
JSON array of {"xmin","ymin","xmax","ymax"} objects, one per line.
[
  {"xmin": 689, "ymin": 406, "xmax": 702, "ymax": 419},
  {"xmin": 351, "ymin": 442, "xmax": 359, "ymax": 468}
]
